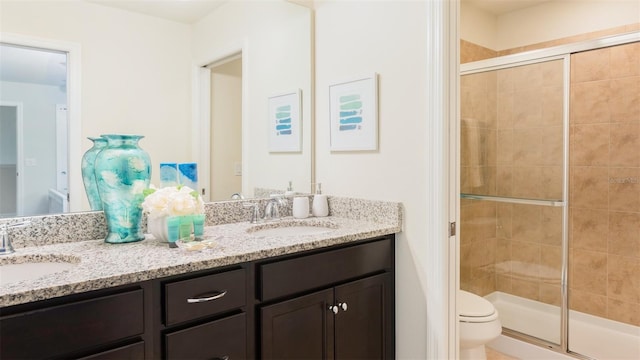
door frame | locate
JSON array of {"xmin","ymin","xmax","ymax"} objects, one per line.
[
  {"xmin": 0, "ymin": 101, "xmax": 24, "ymax": 216},
  {"xmin": 192, "ymin": 39, "xmax": 249, "ymax": 202},
  {"xmin": 0, "ymin": 32, "xmax": 82, "ymax": 212}
]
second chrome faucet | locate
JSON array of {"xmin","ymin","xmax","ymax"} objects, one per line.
[{"xmin": 243, "ymin": 196, "xmax": 288, "ymax": 224}]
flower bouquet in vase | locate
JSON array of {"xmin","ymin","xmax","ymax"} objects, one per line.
[{"xmin": 142, "ymin": 185, "xmax": 205, "ymax": 247}]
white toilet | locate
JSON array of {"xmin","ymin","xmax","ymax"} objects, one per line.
[{"xmin": 459, "ymin": 290, "xmax": 502, "ymax": 360}]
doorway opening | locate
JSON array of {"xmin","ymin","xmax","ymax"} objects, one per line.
[
  {"xmin": 0, "ymin": 43, "xmax": 69, "ymax": 217},
  {"xmin": 206, "ymin": 54, "xmax": 243, "ymax": 201}
]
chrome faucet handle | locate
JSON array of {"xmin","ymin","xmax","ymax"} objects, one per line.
[
  {"xmin": 0, "ymin": 221, "xmax": 31, "ymax": 255},
  {"xmin": 263, "ymin": 196, "xmax": 287, "ymax": 221},
  {"xmin": 242, "ymin": 202, "xmax": 260, "ymax": 224}
]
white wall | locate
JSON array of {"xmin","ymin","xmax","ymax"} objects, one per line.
[
  {"xmin": 1, "ymin": 81, "xmax": 66, "ymax": 216},
  {"xmin": 192, "ymin": 1, "xmax": 312, "ymax": 196},
  {"xmin": 462, "ymin": 0, "xmax": 639, "ymax": 50},
  {"xmin": 0, "ymin": 1, "xmax": 193, "ymax": 209},
  {"xmin": 460, "ymin": 2, "xmax": 498, "ymax": 50},
  {"xmin": 315, "ymin": 1, "xmax": 433, "ymax": 358}
]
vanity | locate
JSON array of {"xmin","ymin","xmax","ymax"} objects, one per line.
[{"xmin": 0, "ymin": 197, "xmax": 401, "ymax": 359}]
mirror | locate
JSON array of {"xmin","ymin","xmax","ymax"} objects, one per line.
[{"xmin": 0, "ymin": 0, "xmax": 313, "ymax": 218}]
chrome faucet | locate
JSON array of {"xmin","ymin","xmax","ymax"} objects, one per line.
[
  {"xmin": 0, "ymin": 221, "xmax": 31, "ymax": 255},
  {"xmin": 242, "ymin": 202, "xmax": 261, "ymax": 224},
  {"xmin": 263, "ymin": 196, "xmax": 287, "ymax": 221}
]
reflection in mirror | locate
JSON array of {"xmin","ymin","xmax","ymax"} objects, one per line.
[
  {"xmin": 208, "ymin": 56, "xmax": 243, "ymax": 201},
  {"xmin": 0, "ymin": 0, "xmax": 313, "ymax": 219},
  {"xmin": 0, "ymin": 44, "xmax": 68, "ymax": 218}
]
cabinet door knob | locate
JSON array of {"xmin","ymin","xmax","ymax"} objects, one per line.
[
  {"xmin": 186, "ymin": 290, "xmax": 228, "ymax": 303},
  {"xmin": 339, "ymin": 302, "xmax": 348, "ymax": 312},
  {"xmin": 328, "ymin": 305, "xmax": 339, "ymax": 314}
]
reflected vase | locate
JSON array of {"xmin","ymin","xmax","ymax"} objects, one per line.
[
  {"xmin": 94, "ymin": 134, "xmax": 151, "ymax": 243},
  {"xmin": 81, "ymin": 137, "xmax": 108, "ymax": 211}
]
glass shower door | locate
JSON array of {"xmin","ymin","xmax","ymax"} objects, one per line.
[{"xmin": 460, "ymin": 57, "xmax": 567, "ymax": 346}]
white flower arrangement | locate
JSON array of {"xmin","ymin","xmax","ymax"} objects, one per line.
[{"xmin": 141, "ymin": 184, "xmax": 205, "ymax": 218}]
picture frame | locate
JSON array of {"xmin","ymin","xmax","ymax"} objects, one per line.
[
  {"xmin": 329, "ymin": 73, "xmax": 378, "ymax": 151},
  {"xmin": 268, "ymin": 89, "xmax": 302, "ymax": 152}
]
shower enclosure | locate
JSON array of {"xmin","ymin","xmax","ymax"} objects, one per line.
[{"xmin": 460, "ymin": 33, "xmax": 640, "ymax": 359}]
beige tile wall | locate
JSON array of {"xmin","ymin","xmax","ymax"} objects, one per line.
[
  {"xmin": 460, "ymin": 60, "xmax": 565, "ymax": 302},
  {"xmin": 569, "ymin": 42, "xmax": 640, "ymax": 327},
  {"xmin": 461, "ymin": 26, "xmax": 640, "ymax": 326}
]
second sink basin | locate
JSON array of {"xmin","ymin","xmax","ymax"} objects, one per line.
[
  {"xmin": 0, "ymin": 255, "xmax": 80, "ymax": 286},
  {"xmin": 247, "ymin": 219, "xmax": 338, "ymax": 237}
]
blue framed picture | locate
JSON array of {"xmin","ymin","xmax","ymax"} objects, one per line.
[
  {"xmin": 268, "ymin": 89, "xmax": 301, "ymax": 152},
  {"xmin": 329, "ymin": 73, "xmax": 378, "ymax": 151}
]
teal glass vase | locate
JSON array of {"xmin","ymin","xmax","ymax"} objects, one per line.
[
  {"xmin": 94, "ymin": 134, "xmax": 151, "ymax": 243},
  {"xmin": 81, "ymin": 137, "xmax": 108, "ymax": 211}
]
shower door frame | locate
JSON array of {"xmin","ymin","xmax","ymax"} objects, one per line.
[{"xmin": 460, "ymin": 31, "xmax": 640, "ymax": 359}]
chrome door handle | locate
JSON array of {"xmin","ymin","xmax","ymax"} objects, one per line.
[
  {"xmin": 328, "ymin": 305, "xmax": 339, "ymax": 314},
  {"xmin": 187, "ymin": 290, "xmax": 227, "ymax": 303},
  {"xmin": 339, "ymin": 302, "xmax": 348, "ymax": 312}
]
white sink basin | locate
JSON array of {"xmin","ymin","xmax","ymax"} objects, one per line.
[
  {"xmin": 247, "ymin": 219, "xmax": 338, "ymax": 237},
  {"xmin": 0, "ymin": 255, "xmax": 79, "ymax": 286}
]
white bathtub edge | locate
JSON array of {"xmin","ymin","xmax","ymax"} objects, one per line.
[{"xmin": 488, "ymin": 335, "xmax": 574, "ymax": 360}]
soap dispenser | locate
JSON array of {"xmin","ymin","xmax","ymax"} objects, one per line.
[
  {"xmin": 312, "ymin": 183, "xmax": 329, "ymax": 217},
  {"xmin": 284, "ymin": 181, "xmax": 295, "ymax": 197}
]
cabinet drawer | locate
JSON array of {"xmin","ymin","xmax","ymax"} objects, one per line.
[
  {"xmin": 164, "ymin": 268, "xmax": 246, "ymax": 326},
  {"xmin": 259, "ymin": 238, "xmax": 392, "ymax": 301},
  {"xmin": 165, "ymin": 313, "xmax": 246, "ymax": 360},
  {"xmin": 78, "ymin": 341, "xmax": 145, "ymax": 360},
  {"xmin": 0, "ymin": 288, "xmax": 144, "ymax": 359}
]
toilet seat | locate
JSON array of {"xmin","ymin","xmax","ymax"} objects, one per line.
[{"xmin": 459, "ymin": 290, "xmax": 499, "ymax": 323}]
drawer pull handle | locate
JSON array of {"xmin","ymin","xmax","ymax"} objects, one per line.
[
  {"xmin": 211, "ymin": 356, "xmax": 229, "ymax": 360},
  {"xmin": 187, "ymin": 290, "xmax": 228, "ymax": 303}
]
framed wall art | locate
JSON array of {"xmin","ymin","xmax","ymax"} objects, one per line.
[
  {"xmin": 329, "ymin": 73, "xmax": 378, "ymax": 151},
  {"xmin": 268, "ymin": 89, "xmax": 301, "ymax": 152}
]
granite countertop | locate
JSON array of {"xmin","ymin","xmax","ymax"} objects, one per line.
[{"xmin": 0, "ymin": 216, "xmax": 400, "ymax": 308}]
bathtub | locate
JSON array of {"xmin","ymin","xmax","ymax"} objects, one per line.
[{"xmin": 486, "ymin": 291, "xmax": 640, "ymax": 360}]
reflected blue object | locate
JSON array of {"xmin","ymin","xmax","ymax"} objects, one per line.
[
  {"xmin": 81, "ymin": 137, "xmax": 108, "ymax": 211},
  {"xmin": 178, "ymin": 163, "xmax": 198, "ymax": 191}
]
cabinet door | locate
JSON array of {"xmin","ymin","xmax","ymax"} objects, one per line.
[
  {"xmin": 261, "ymin": 289, "xmax": 335, "ymax": 360},
  {"xmin": 334, "ymin": 273, "xmax": 393, "ymax": 360}
]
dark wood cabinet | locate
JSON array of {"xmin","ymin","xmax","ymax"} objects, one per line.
[
  {"xmin": 261, "ymin": 289, "xmax": 335, "ymax": 359},
  {"xmin": 259, "ymin": 237, "xmax": 395, "ymax": 360},
  {"xmin": 334, "ymin": 273, "xmax": 393, "ymax": 359},
  {"xmin": 0, "ymin": 235, "xmax": 394, "ymax": 360},
  {"xmin": 261, "ymin": 273, "xmax": 393, "ymax": 360},
  {"xmin": 0, "ymin": 286, "xmax": 147, "ymax": 359},
  {"xmin": 158, "ymin": 266, "xmax": 248, "ymax": 359},
  {"xmin": 164, "ymin": 313, "xmax": 247, "ymax": 360}
]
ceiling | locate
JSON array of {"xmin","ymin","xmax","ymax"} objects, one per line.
[
  {"xmin": 462, "ymin": 0, "xmax": 553, "ymax": 15},
  {"xmin": 86, "ymin": 0, "xmax": 228, "ymax": 24},
  {"xmin": 0, "ymin": 44, "xmax": 67, "ymax": 88}
]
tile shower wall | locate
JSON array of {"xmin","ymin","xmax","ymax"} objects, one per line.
[
  {"xmin": 569, "ymin": 42, "xmax": 640, "ymax": 326},
  {"xmin": 461, "ymin": 39, "xmax": 639, "ymax": 326},
  {"xmin": 460, "ymin": 60, "xmax": 565, "ymax": 302}
]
